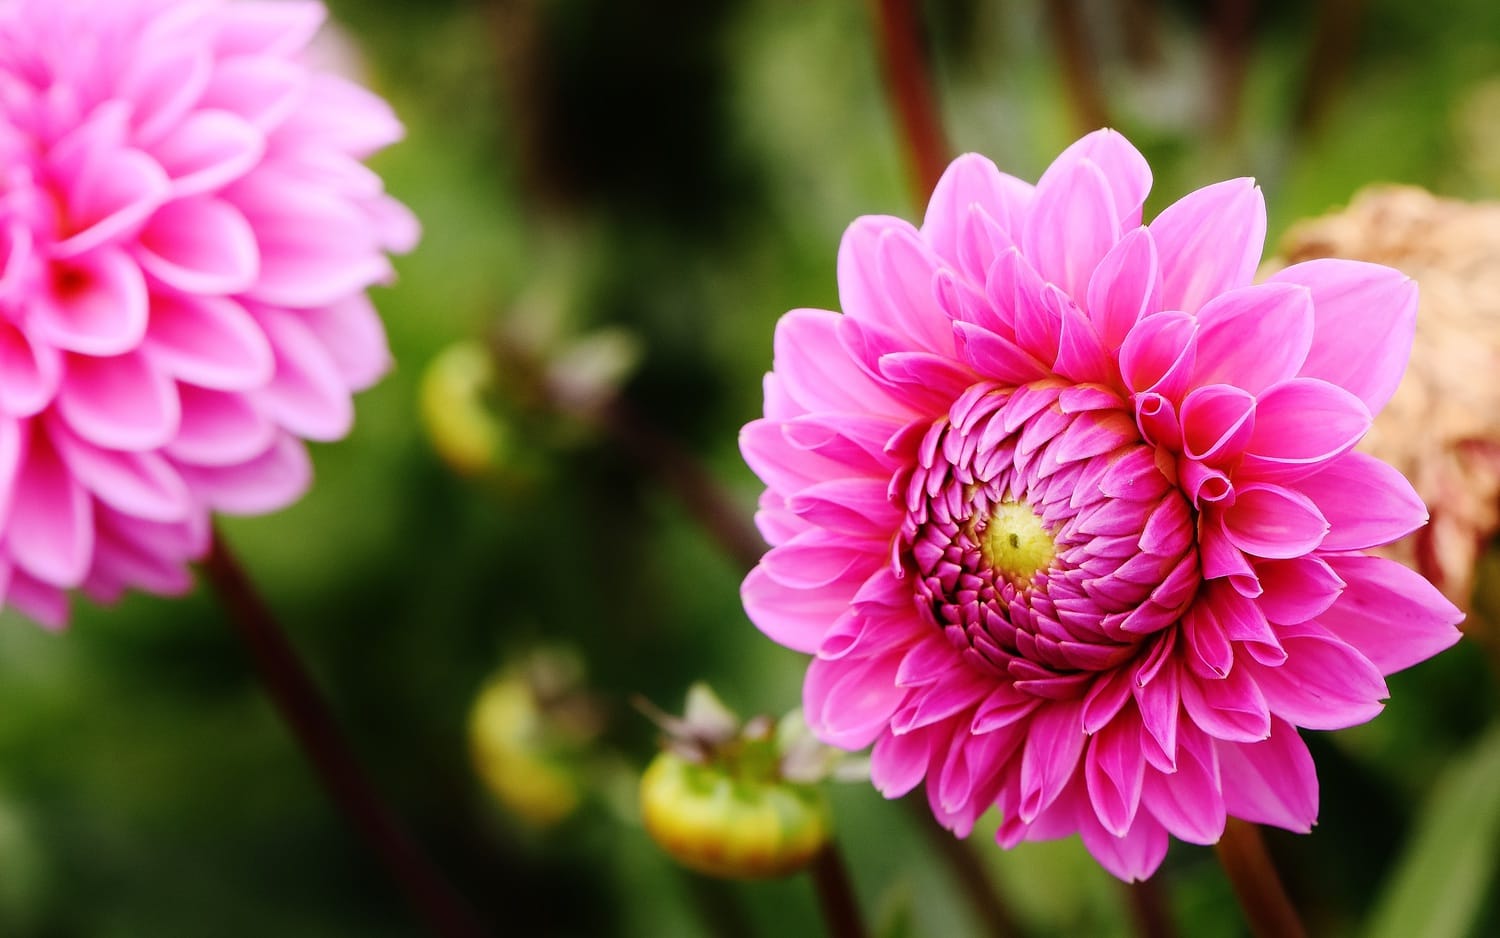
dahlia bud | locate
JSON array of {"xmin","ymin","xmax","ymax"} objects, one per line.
[
  {"xmin": 420, "ymin": 340, "xmax": 510, "ymax": 477},
  {"xmin": 637, "ymin": 684, "xmax": 848, "ymax": 879}
]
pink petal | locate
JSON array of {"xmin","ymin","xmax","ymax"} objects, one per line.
[
  {"xmin": 1191, "ymin": 282, "xmax": 1314, "ymax": 394},
  {"xmin": 4, "ymin": 424, "xmax": 93, "ymax": 587},
  {"xmin": 0, "ymin": 416, "xmax": 24, "ymax": 532},
  {"xmin": 1085, "ymin": 708, "xmax": 1147, "ymax": 836},
  {"xmin": 1018, "ymin": 699, "xmax": 1086, "ymax": 822},
  {"xmin": 1179, "ymin": 384, "xmax": 1256, "ymax": 463},
  {"xmin": 200, "ymin": 55, "xmax": 306, "ymax": 132},
  {"xmin": 150, "ymin": 110, "xmax": 266, "ymax": 198},
  {"xmin": 0, "ymin": 319, "xmax": 61, "ymax": 417},
  {"xmin": 1215, "ymin": 718, "xmax": 1318, "ymax": 833},
  {"xmin": 837, "ymin": 216, "xmax": 951, "ymax": 354},
  {"xmin": 1119, "ymin": 310, "xmax": 1197, "ymax": 398},
  {"xmin": 56, "ymin": 349, "xmax": 180, "ymax": 451},
  {"xmin": 1252, "ymin": 556, "xmax": 1342, "ymax": 629},
  {"xmin": 1022, "ymin": 155, "xmax": 1120, "ymax": 301},
  {"xmin": 1077, "ymin": 804, "xmax": 1169, "ymax": 883},
  {"xmin": 49, "ymin": 421, "xmax": 191, "ymax": 523},
  {"xmin": 804, "ymin": 651, "xmax": 905, "ymax": 749},
  {"xmin": 921, "ymin": 152, "xmax": 1033, "ymax": 271},
  {"xmin": 1149, "ymin": 178, "xmax": 1266, "ymax": 314},
  {"xmin": 299, "ymin": 295, "xmax": 392, "ymax": 392},
  {"xmin": 52, "ymin": 149, "xmax": 170, "ymax": 259},
  {"xmin": 275, "ymin": 74, "xmax": 405, "ymax": 158},
  {"xmin": 118, "ymin": 45, "xmax": 213, "ymax": 146},
  {"xmin": 143, "ymin": 293, "xmax": 275, "ymax": 392},
  {"xmin": 251, "ymin": 307, "xmax": 355, "ymax": 441},
  {"xmin": 164, "ymin": 384, "xmax": 277, "ymax": 467},
  {"xmin": 137, "ymin": 197, "xmax": 260, "ymax": 295},
  {"xmin": 210, "ymin": 0, "xmax": 326, "ymax": 59},
  {"xmin": 1085, "ymin": 226, "xmax": 1160, "ymax": 351},
  {"xmin": 1041, "ymin": 129, "xmax": 1152, "ymax": 231},
  {"xmin": 1241, "ymin": 378, "xmax": 1371, "ymax": 481},
  {"xmin": 1293, "ymin": 451, "xmax": 1427, "ymax": 550},
  {"xmin": 1317, "ymin": 555, "xmax": 1464, "ymax": 675},
  {"xmin": 952, "ymin": 320, "xmax": 1050, "ymax": 386},
  {"xmin": 742, "ymin": 563, "xmax": 865, "ymax": 656},
  {"xmin": 789, "ymin": 477, "xmax": 900, "ymax": 536},
  {"xmin": 1221, "ymin": 483, "xmax": 1328, "ymax": 559},
  {"xmin": 775, "ymin": 308, "xmax": 911, "ymax": 416},
  {"xmin": 1271, "ymin": 258, "xmax": 1418, "ymax": 413},
  {"xmin": 1141, "ymin": 722, "xmax": 1226, "ymax": 844},
  {"xmin": 173, "ymin": 431, "xmax": 311, "ymax": 515},
  {"xmin": 28, "ymin": 248, "xmax": 149, "ymax": 356},
  {"xmin": 1249, "ymin": 622, "xmax": 1387, "ymax": 730},
  {"xmin": 1181, "ymin": 663, "xmax": 1271, "ymax": 742},
  {"xmin": 871, "ymin": 724, "xmax": 942, "ymax": 798}
]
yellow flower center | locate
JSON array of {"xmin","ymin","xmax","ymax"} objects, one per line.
[{"xmin": 979, "ymin": 501, "xmax": 1056, "ymax": 586}]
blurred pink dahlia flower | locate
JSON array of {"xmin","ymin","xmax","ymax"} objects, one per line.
[
  {"xmin": 741, "ymin": 130, "xmax": 1463, "ymax": 880},
  {"xmin": 0, "ymin": 0, "xmax": 415, "ymax": 626}
]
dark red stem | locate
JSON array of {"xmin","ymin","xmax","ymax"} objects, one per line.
[
  {"xmin": 867, "ymin": 0, "xmax": 950, "ymax": 202},
  {"xmin": 810, "ymin": 845, "xmax": 869, "ymax": 938},
  {"xmin": 1214, "ymin": 818, "xmax": 1308, "ymax": 938}
]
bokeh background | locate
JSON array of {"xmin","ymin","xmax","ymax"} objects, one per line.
[{"xmin": 0, "ymin": 0, "xmax": 1497, "ymax": 935}]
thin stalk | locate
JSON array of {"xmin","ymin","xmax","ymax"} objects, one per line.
[
  {"xmin": 1044, "ymin": 0, "xmax": 1111, "ymax": 134},
  {"xmin": 904, "ymin": 799, "xmax": 1022, "ymax": 938},
  {"xmin": 1213, "ymin": 818, "xmax": 1307, "ymax": 938},
  {"xmin": 201, "ymin": 533, "xmax": 490, "ymax": 938},
  {"xmin": 809, "ymin": 844, "xmax": 869, "ymax": 938},
  {"xmin": 866, "ymin": 0, "xmax": 950, "ymax": 202},
  {"xmin": 1124, "ymin": 879, "xmax": 1179, "ymax": 938}
]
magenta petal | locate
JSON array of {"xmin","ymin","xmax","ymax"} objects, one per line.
[
  {"xmin": 56, "ymin": 350, "xmax": 180, "ymax": 452},
  {"xmin": 200, "ymin": 55, "xmax": 306, "ymax": 131},
  {"xmin": 1249, "ymin": 622, "xmax": 1387, "ymax": 730},
  {"xmin": 1215, "ymin": 718, "xmax": 1318, "ymax": 833},
  {"xmin": 1140, "ymin": 723, "xmax": 1226, "ymax": 844},
  {"xmin": 1253, "ymin": 556, "xmax": 1341, "ymax": 628},
  {"xmin": 1241, "ymin": 378, "xmax": 1371, "ymax": 480},
  {"xmin": 0, "ymin": 416, "xmax": 24, "ymax": 532},
  {"xmin": 1077, "ymin": 805, "xmax": 1169, "ymax": 883},
  {"xmin": 1085, "ymin": 227, "xmax": 1160, "ymax": 351},
  {"xmin": 1221, "ymin": 484, "xmax": 1328, "ymax": 559},
  {"xmin": 837, "ymin": 216, "xmax": 951, "ymax": 354},
  {"xmin": 776, "ymin": 308, "xmax": 907, "ymax": 415},
  {"xmin": 1085, "ymin": 709, "xmax": 1146, "ymax": 836},
  {"xmin": 789, "ymin": 478, "xmax": 900, "ymax": 536},
  {"xmin": 804, "ymin": 651, "xmax": 905, "ymax": 749},
  {"xmin": 1317, "ymin": 555, "xmax": 1464, "ymax": 675},
  {"xmin": 0, "ymin": 319, "xmax": 61, "ymax": 417},
  {"xmin": 1041, "ymin": 129, "xmax": 1152, "ymax": 230},
  {"xmin": 1179, "ymin": 384, "xmax": 1255, "ymax": 463},
  {"xmin": 953, "ymin": 320, "xmax": 1050, "ymax": 386},
  {"xmin": 143, "ymin": 293, "xmax": 274, "ymax": 392},
  {"xmin": 1191, "ymin": 282, "xmax": 1314, "ymax": 394},
  {"xmin": 761, "ymin": 528, "xmax": 881, "ymax": 590},
  {"xmin": 921, "ymin": 152, "xmax": 1033, "ymax": 269},
  {"xmin": 1018, "ymin": 699, "xmax": 1086, "ymax": 822},
  {"xmin": 211, "ymin": 0, "xmax": 327, "ymax": 58},
  {"xmin": 52, "ymin": 149, "xmax": 170, "ymax": 259},
  {"xmin": 1119, "ymin": 310, "xmax": 1197, "ymax": 398},
  {"xmin": 137, "ymin": 197, "xmax": 260, "ymax": 295},
  {"xmin": 1149, "ymin": 178, "xmax": 1266, "ymax": 314},
  {"xmin": 871, "ymin": 724, "xmax": 941, "ymax": 798},
  {"xmin": 1181, "ymin": 663, "xmax": 1271, "ymax": 742},
  {"xmin": 742, "ymin": 565, "xmax": 850, "ymax": 654},
  {"xmin": 1271, "ymin": 258, "xmax": 1418, "ymax": 414},
  {"xmin": 1294, "ymin": 451, "xmax": 1427, "ymax": 550},
  {"xmin": 4, "ymin": 425, "xmax": 93, "ymax": 587},
  {"xmin": 28, "ymin": 248, "xmax": 148, "ymax": 356}
]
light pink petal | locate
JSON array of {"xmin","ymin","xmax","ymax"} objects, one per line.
[
  {"xmin": 1141, "ymin": 722, "xmax": 1226, "ymax": 845},
  {"xmin": 299, "ymin": 295, "xmax": 392, "ymax": 392},
  {"xmin": 740, "ymin": 419, "xmax": 849, "ymax": 497},
  {"xmin": 1215, "ymin": 718, "xmax": 1318, "ymax": 833},
  {"xmin": 0, "ymin": 320, "xmax": 61, "ymax": 417},
  {"xmin": 1317, "ymin": 555, "xmax": 1464, "ymax": 675},
  {"xmin": 164, "ymin": 384, "xmax": 277, "ymax": 467},
  {"xmin": 1149, "ymin": 178, "xmax": 1266, "ymax": 314},
  {"xmin": 275, "ymin": 74, "xmax": 405, "ymax": 158},
  {"xmin": 210, "ymin": 0, "xmax": 326, "ymax": 59},
  {"xmin": 174, "ymin": 431, "xmax": 311, "ymax": 514},
  {"xmin": 199, "ymin": 55, "xmax": 306, "ymax": 132},
  {"xmin": 1022, "ymin": 155, "xmax": 1120, "ymax": 301},
  {"xmin": 1018, "ymin": 699, "xmax": 1086, "ymax": 822},
  {"xmin": 143, "ymin": 293, "xmax": 274, "ymax": 392},
  {"xmin": 49, "ymin": 421, "xmax": 191, "ymax": 523},
  {"xmin": 760, "ymin": 528, "xmax": 883, "ymax": 590},
  {"xmin": 1293, "ymin": 451, "xmax": 1427, "ymax": 551},
  {"xmin": 837, "ymin": 216, "xmax": 951, "ymax": 354},
  {"xmin": 921, "ymin": 152, "xmax": 1033, "ymax": 271},
  {"xmin": 137, "ymin": 197, "xmax": 260, "ymax": 295},
  {"xmin": 118, "ymin": 46, "xmax": 212, "ymax": 145},
  {"xmin": 56, "ymin": 349, "xmax": 180, "ymax": 451},
  {"xmin": 251, "ymin": 307, "xmax": 355, "ymax": 442},
  {"xmin": 1085, "ymin": 226, "xmax": 1160, "ymax": 351},
  {"xmin": 151, "ymin": 109, "xmax": 266, "ymax": 197},
  {"xmin": 1240, "ymin": 378, "xmax": 1371, "ymax": 481},
  {"xmin": 0, "ymin": 416, "xmax": 25, "ymax": 532},
  {"xmin": 1039, "ymin": 129, "xmax": 1152, "ymax": 231},
  {"xmin": 52, "ymin": 149, "xmax": 171, "ymax": 259},
  {"xmin": 788, "ymin": 477, "xmax": 900, "ymax": 537},
  {"xmin": 804, "ymin": 651, "xmax": 905, "ymax": 749},
  {"xmin": 4, "ymin": 425, "xmax": 93, "ymax": 587},
  {"xmin": 952, "ymin": 320, "xmax": 1050, "ymax": 386},
  {"xmin": 1191, "ymin": 282, "xmax": 1314, "ymax": 394},
  {"xmin": 1221, "ymin": 483, "xmax": 1328, "ymax": 559},
  {"xmin": 1271, "ymin": 258, "xmax": 1418, "ymax": 413},
  {"xmin": 742, "ymin": 563, "xmax": 858, "ymax": 655},
  {"xmin": 28, "ymin": 248, "xmax": 148, "ymax": 356},
  {"xmin": 774, "ymin": 308, "xmax": 911, "ymax": 416},
  {"xmin": 1249, "ymin": 622, "xmax": 1387, "ymax": 730}
]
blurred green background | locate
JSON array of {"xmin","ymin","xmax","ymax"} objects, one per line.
[{"xmin": 0, "ymin": 0, "xmax": 1498, "ymax": 935}]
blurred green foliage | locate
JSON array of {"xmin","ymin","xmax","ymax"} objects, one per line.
[{"xmin": 0, "ymin": 0, "xmax": 1498, "ymax": 935}]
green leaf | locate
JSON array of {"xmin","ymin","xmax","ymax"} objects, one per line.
[{"xmin": 1366, "ymin": 722, "xmax": 1500, "ymax": 938}]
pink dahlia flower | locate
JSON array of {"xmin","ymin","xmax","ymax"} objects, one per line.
[
  {"xmin": 741, "ymin": 130, "xmax": 1464, "ymax": 881},
  {"xmin": 0, "ymin": 0, "xmax": 415, "ymax": 626}
]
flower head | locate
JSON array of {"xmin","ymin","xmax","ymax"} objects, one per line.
[
  {"xmin": 740, "ymin": 130, "xmax": 1464, "ymax": 881},
  {"xmin": 0, "ymin": 0, "xmax": 415, "ymax": 626}
]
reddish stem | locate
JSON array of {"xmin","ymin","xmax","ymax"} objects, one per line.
[
  {"xmin": 866, "ymin": 0, "xmax": 950, "ymax": 202},
  {"xmin": 810, "ymin": 845, "xmax": 870, "ymax": 938},
  {"xmin": 1213, "ymin": 818, "xmax": 1308, "ymax": 938},
  {"xmin": 202, "ymin": 533, "xmax": 490, "ymax": 938}
]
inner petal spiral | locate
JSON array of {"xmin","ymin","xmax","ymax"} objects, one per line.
[{"xmin": 898, "ymin": 381, "xmax": 1201, "ymax": 697}]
